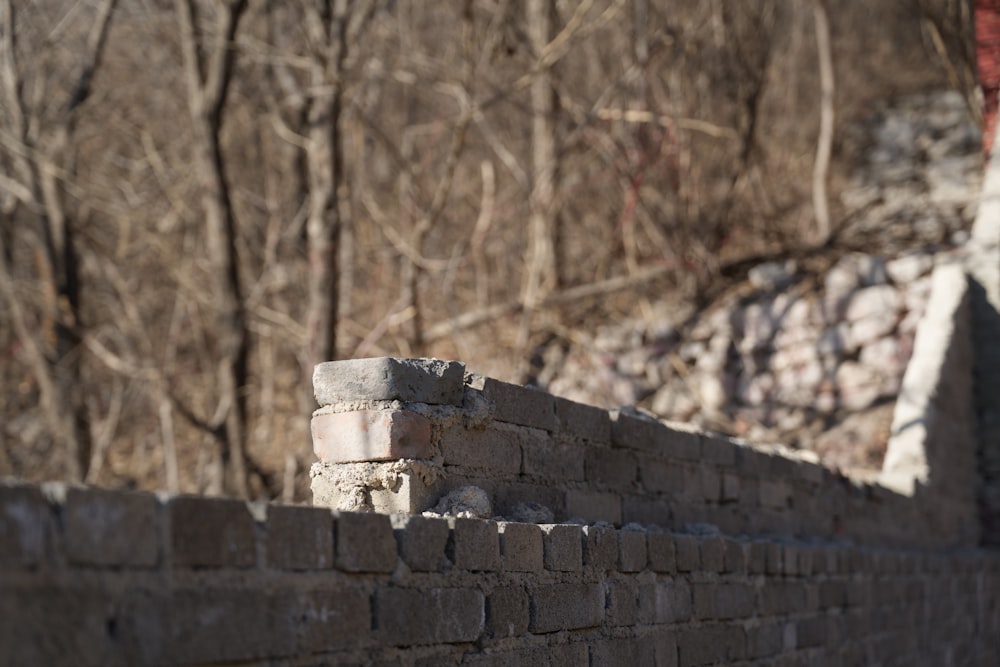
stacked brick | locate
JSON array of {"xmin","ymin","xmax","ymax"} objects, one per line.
[
  {"xmin": 2, "ymin": 480, "xmax": 998, "ymax": 666},
  {"xmin": 309, "ymin": 358, "xmax": 979, "ymax": 549}
]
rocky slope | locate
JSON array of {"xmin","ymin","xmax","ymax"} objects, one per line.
[{"xmin": 538, "ymin": 90, "xmax": 983, "ymax": 474}]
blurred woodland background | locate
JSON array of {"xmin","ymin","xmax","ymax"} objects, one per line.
[{"xmin": 0, "ymin": 0, "xmax": 980, "ymax": 500}]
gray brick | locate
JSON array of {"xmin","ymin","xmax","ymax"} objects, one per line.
[
  {"xmin": 583, "ymin": 524, "xmax": 619, "ymax": 569},
  {"xmin": 721, "ymin": 473, "xmax": 741, "ymax": 502},
  {"xmin": 450, "ymin": 518, "xmax": 500, "ymax": 571},
  {"xmin": 498, "ymin": 522, "xmax": 542, "ymax": 572},
  {"xmin": 265, "ymin": 504, "xmax": 333, "ymax": 570},
  {"xmin": 439, "ymin": 422, "xmax": 522, "ymax": 475},
  {"xmin": 610, "ymin": 410, "xmax": 668, "ymax": 452},
  {"xmin": 757, "ymin": 581, "xmax": 807, "ymax": 615},
  {"xmin": 529, "ymin": 583, "xmax": 603, "ymax": 633},
  {"xmin": 619, "ymin": 527, "xmax": 648, "ymax": 572},
  {"xmin": 486, "ymin": 585, "xmax": 529, "ymax": 638},
  {"xmin": 674, "ymin": 534, "xmax": 699, "ymax": 572},
  {"xmin": 648, "ymin": 531, "xmax": 677, "ymax": 573},
  {"xmin": 467, "ymin": 375, "xmax": 557, "ymax": 431},
  {"xmin": 765, "ymin": 542, "xmax": 784, "ymax": 575},
  {"xmin": 693, "ymin": 582, "xmax": 754, "ymax": 620},
  {"xmin": 168, "ymin": 496, "xmax": 255, "ymax": 568},
  {"xmin": 678, "ymin": 624, "xmax": 745, "ymax": 666},
  {"xmin": 653, "ymin": 628, "xmax": 679, "ymax": 667},
  {"xmin": 313, "ymin": 357, "xmax": 465, "ymax": 406},
  {"xmin": 622, "ymin": 495, "xmax": 669, "ymax": 526},
  {"xmin": 565, "ymin": 489, "xmax": 621, "ymax": 524},
  {"xmin": 541, "ymin": 524, "xmax": 582, "ymax": 571},
  {"xmin": 590, "ymin": 637, "xmax": 656, "ymax": 665},
  {"xmin": 747, "ymin": 541, "xmax": 767, "ymax": 574},
  {"xmin": 375, "ymin": 587, "xmax": 484, "ymax": 645},
  {"xmin": 700, "ymin": 536, "xmax": 725, "ymax": 572},
  {"xmin": 723, "ymin": 538, "xmax": 745, "ymax": 573},
  {"xmin": 638, "ymin": 456, "xmax": 685, "ymax": 494},
  {"xmin": 0, "ymin": 483, "xmax": 49, "ymax": 569},
  {"xmin": 522, "ymin": 437, "xmax": 585, "ymax": 481},
  {"xmin": 701, "ymin": 435, "xmax": 737, "ymax": 466},
  {"xmin": 63, "ymin": 487, "xmax": 160, "ymax": 568},
  {"xmin": 699, "ymin": 465, "xmax": 722, "ymax": 502},
  {"xmin": 654, "ymin": 580, "xmax": 692, "ymax": 623},
  {"xmin": 391, "ymin": 514, "xmax": 450, "ymax": 572},
  {"xmin": 335, "ymin": 511, "xmax": 397, "ymax": 572},
  {"xmin": 136, "ymin": 587, "xmax": 296, "ymax": 663},
  {"xmin": 606, "ymin": 578, "xmax": 639, "ymax": 626},
  {"xmin": 759, "ymin": 480, "xmax": 791, "ymax": 509},
  {"xmin": 554, "ymin": 396, "xmax": 611, "ymax": 443},
  {"xmin": 291, "ymin": 585, "xmax": 371, "ymax": 653},
  {"xmin": 746, "ymin": 621, "xmax": 783, "ymax": 659},
  {"xmin": 585, "ymin": 446, "xmax": 637, "ymax": 486}
]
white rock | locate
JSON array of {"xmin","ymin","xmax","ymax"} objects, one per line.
[
  {"xmin": 836, "ymin": 362, "xmax": 882, "ymax": 411},
  {"xmin": 886, "ymin": 253, "xmax": 933, "ymax": 284}
]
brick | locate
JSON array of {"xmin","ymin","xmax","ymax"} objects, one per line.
[
  {"xmin": 653, "ymin": 628, "xmax": 679, "ymax": 667},
  {"xmin": 126, "ymin": 587, "xmax": 297, "ymax": 663},
  {"xmin": 265, "ymin": 504, "xmax": 333, "ymax": 570},
  {"xmin": 313, "ymin": 357, "xmax": 465, "ymax": 406},
  {"xmin": 291, "ymin": 585, "xmax": 371, "ymax": 653},
  {"xmin": 757, "ymin": 581, "xmax": 807, "ymax": 615},
  {"xmin": 391, "ymin": 514, "xmax": 450, "ymax": 572},
  {"xmin": 693, "ymin": 582, "xmax": 754, "ymax": 620},
  {"xmin": 747, "ymin": 541, "xmax": 767, "ymax": 574},
  {"xmin": 1, "ymin": 582, "xmax": 114, "ymax": 665},
  {"xmin": 638, "ymin": 456, "xmax": 685, "ymax": 494},
  {"xmin": 783, "ymin": 544, "xmax": 800, "ymax": 576},
  {"xmin": 168, "ymin": 496, "xmax": 255, "ymax": 568},
  {"xmin": 610, "ymin": 410, "xmax": 668, "ymax": 452},
  {"xmin": 699, "ymin": 465, "xmax": 722, "ymax": 502},
  {"xmin": 796, "ymin": 616, "xmax": 826, "ymax": 648},
  {"xmin": 700, "ymin": 536, "xmax": 725, "ymax": 572},
  {"xmin": 554, "ymin": 396, "xmax": 611, "ymax": 443},
  {"xmin": 335, "ymin": 511, "xmax": 397, "ymax": 572},
  {"xmin": 590, "ymin": 637, "xmax": 655, "ymax": 665},
  {"xmin": 606, "ymin": 578, "xmax": 639, "ymax": 625},
  {"xmin": 540, "ymin": 524, "xmax": 583, "ymax": 571},
  {"xmin": 759, "ymin": 480, "xmax": 791, "ymax": 509},
  {"xmin": 654, "ymin": 580, "xmax": 692, "ymax": 623},
  {"xmin": 0, "ymin": 483, "xmax": 49, "ymax": 569},
  {"xmin": 582, "ymin": 524, "xmax": 619, "ymax": 569},
  {"xmin": 619, "ymin": 527, "xmax": 648, "ymax": 572},
  {"xmin": 492, "ymin": 483, "xmax": 565, "ymax": 520},
  {"xmin": 622, "ymin": 495, "xmax": 669, "ymax": 526},
  {"xmin": 677, "ymin": 624, "xmax": 745, "ymax": 666},
  {"xmin": 565, "ymin": 489, "xmax": 621, "ymax": 524},
  {"xmin": 521, "ymin": 437, "xmax": 585, "ymax": 481},
  {"xmin": 721, "ymin": 473, "xmax": 741, "ymax": 502},
  {"xmin": 439, "ymin": 422, "xmax": 522, "ymax": 474},
  {"xmin": 62, "ymin": 487, "xmax": 160, "ymax": 568},
  {"xmin": 747, "ymin": 621, "xmax": 783, "ymax": 659},
  {"xmin": 467, "ymin": 375, "xmax": 557, "ymax": 431},
  {"xmin": 498, "ymin": 522, "xmax": 542, "ymax": 572},
  {"xmin": 585, "ymin": 447, "xmax": 637, "ymax": 486},
  {"xmin": 765, "ymin": 542, "xmax": 784, "ymax": 575},
  {"xmin": 375, "ymin": 587, "xmax": 484, "ymax": 645},
  {"xmin": 450, "ymin": 518, "xmax": 500, "ymax": 571},
  {"xmin": 529, "ymin": 583, "xmax": 603, "ymax": 633},
  {"xmin": 312, "ymin": 408, "xmax": 431, "ymax": 463},
  {"xmin": 701, "ymin": 435, "xmax": 737, "ymax": 466},
  {"xmin": 674, "ymin": 534, "xmax": 699, "ymax": 572},
  {"xmin": 648, "ymin": 531, "xmax": 676, "ymax": 573},
  {"xmin": 660, "ymin": 422, "xmax": 702, "ymax": 459},
  {"xmin": 485, "ymin": 585, "xmax": 529, "ymax": 638},
  {"xmin": 723, "ymin": 538, "xmax": 745, "ymax": 573}
]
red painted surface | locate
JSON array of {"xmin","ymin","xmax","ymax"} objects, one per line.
[{"xmin": 977, "ymin": 0, "xmax": 1000, "ymax": 153}]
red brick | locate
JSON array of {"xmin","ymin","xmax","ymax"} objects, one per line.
[{"xmin": 312, "ymin": 408, "xmax": 431, "ymax": 463}]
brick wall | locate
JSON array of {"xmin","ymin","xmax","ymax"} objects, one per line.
[
  {"xmin": 310, "ymin": 357, "xmax": 980, "ymax": 550},
  {"xmin": 2, "ymin": 481, "xmax": 999, "ymax": 666}
]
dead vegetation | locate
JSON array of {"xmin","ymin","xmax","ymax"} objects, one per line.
[{"xmin": 0, "ymin": 0, "xmax": 977, "ymax": 499}]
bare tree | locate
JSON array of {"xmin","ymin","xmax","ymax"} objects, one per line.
[
  {"xmin": 175, "ymin": 0, "xmax": 250, "ymax": 497},
  {"xmin": 0, "ymin": 0, "xmax": 117, "ymax": 481}
]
